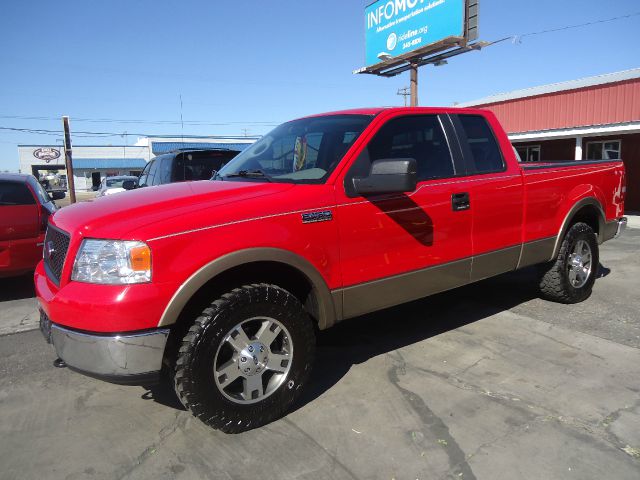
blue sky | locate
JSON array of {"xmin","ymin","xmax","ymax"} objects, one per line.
[{"xmin": 0, "ymin": 0, "xmax": 638, "ymax": 171}]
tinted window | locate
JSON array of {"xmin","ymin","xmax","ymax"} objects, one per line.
[
  {"xmin": 106, "ymin": 178, "xmax": 123, "ymax": 187},
  {"xmin": 172, "ymin": 151, "xmax": 236, "ymax": 182},
  {"xmin": 350, "ymin": 115, "xmax": 454, "ymax": 185},
  {"xmin": 0, "ymin": 181, "xmax": 36, "ymax": 205},
  {"xmin": 457, "ymin": 115, "xmax": 504, "ymax": 174}
]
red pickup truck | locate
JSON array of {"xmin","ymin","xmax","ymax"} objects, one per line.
[
  {"xmin": 37, "ymin": 107, "xmax": 627, "ymax": 432},
  {"xmin": 1, "ymin": 174, "xmax": 63, "ymax": 278}
]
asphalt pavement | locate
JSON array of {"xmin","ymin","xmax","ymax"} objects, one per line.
[{"xmin": 0, "ymin": 227, "xmax": 638, "ymax": 480}]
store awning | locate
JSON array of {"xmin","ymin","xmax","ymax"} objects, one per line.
[
  {"xmin": 151, "ymin": 142, "xmax": 253, "ymax": 155},
  {"xmin": 72, "ymin": 158, "xmax": 147, "ymax": 169}
]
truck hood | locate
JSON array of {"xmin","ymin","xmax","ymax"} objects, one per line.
[{"xmin": 51, "ymin": 181, "xmax": 295, "ymax": 240}]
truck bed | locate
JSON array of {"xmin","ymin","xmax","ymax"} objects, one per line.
[{"xmin": 520, "ymin": 159, "xmax": 625, "ymax": 246}]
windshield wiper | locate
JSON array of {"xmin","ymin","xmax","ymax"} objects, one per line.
[{"xmin": 224, "ymin": 170, "xmax": 272, "ymax": 182}]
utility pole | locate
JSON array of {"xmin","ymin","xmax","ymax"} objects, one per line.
[
  {"xmin": 397, "ymin": 87, "xmax": 410, "ymax": 107},
  {"xmin": 62, "ymin": 116, "xmax": 76, "ymax": 204},
  {"xmin": 410, "ymin": 63, "xmax": 419, "ymax": 107}
]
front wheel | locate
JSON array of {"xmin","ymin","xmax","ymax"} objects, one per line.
[
  {"xmin": 539, "ymin": 222, "xmax": 599, "ymax": 304},
  {"xmin": 173, "ymin": 284, "xmax": 316, "ymax": 433}
]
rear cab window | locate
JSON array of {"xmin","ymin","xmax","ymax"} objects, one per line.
[{"xmin": 452, "ymin": 114, "xmax": 505, "ymax": 175}]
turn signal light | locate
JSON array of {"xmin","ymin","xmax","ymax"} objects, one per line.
[{"xmin": 129, "ymin": 245, "xmax": 151, "ymax": 272}]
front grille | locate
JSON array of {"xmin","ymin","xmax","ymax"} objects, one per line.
[{"xmin": 43, "ymin": 225, "xmax": 71, "ymax": 285}]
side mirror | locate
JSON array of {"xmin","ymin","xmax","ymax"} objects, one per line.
[
  {"xmin": 122, "ymin": 180, "xmax": 137, "ymax": 190},
  {"xmin": 353, "ymin": 158, "xmax": 417, "ymax": 196},
  {"xmin": 49, "ymin": 191, "xmax": 66, "ymax": 201}
]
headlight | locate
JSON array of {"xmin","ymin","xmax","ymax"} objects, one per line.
[{"xmin": 72, "ymin": 239, "xmax": 152, "ymax": 284}]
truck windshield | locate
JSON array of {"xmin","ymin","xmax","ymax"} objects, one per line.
[
  {"xmin": 106, "ymin": 178, "xmax": 133, "ymax": 188},
  {"xmin": 217, "ymin": 115, "xmax": 373, "ymax": 184}
]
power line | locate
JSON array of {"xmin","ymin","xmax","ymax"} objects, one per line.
[
  {"xmin": 0, "ymin": 126, "xmax": 119, "ymax": 137},
  {"xmin": 2, "ymin": 11, "xmax": 637, "ymax": 141},
  {"xmin": 513, "ymin": 11, "xmax": 640, "ymax": 41},
  {"xmin": 0, "ymin": 125, "xmax": 263, "ymax": 139},
  {"xmin": 0, "ymin": 114, "xmax": 280, "ymax": 127}
]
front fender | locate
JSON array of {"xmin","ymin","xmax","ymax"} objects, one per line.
[{"xmin": 157, "ymin": 248, "xmax": 339, "ymax": 330}]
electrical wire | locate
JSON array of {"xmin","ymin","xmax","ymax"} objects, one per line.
[
  {"xmin": 514, "ymin": 11, "xmax": 640, "ymax": 41},
  {"xmin": 1, "ymin": 11, "xmax": 638, "ymax": 142},
  {"xmin": 0, "ymin": 126, "xmax": 263, "ymax": 139},
  {"xmin": 0, "ymin": 114, "xmax": 279, "ymax": 126}
]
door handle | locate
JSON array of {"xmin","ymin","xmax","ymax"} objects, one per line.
[{"xmin": 452, "ymin": 192, "xmax": 470, "ymax": 211}]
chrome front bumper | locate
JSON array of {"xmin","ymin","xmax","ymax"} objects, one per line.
[{"xmin": 41, "ymin": 312, "xmax": 169, "ymax": 382}]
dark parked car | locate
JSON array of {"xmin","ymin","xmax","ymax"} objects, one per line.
[
  {"xmin": 137, "ymin": 149, "xmax": 240, "ymax": 188},
  {"xmin": 0, "ymin": 173, "xmax": 64, "ymax": 277}
]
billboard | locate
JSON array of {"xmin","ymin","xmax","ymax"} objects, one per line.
[{"xmin": 365, "ymin": 0, "xmax": 466, "ymax": 67}]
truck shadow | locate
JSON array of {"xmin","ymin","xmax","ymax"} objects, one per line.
[
  {"xmin": 141, "ymin": 262, "xmax": 611, "ymax": 415},
  {"xmin": 371, "ymin": 194, "xmax": 434, "ymax": 246},
  {"xmin": 0, "ymin": 273, "xmax": 36, "ymax": 302},
  {"xmin": 293, "ymin": 262, "xmax": 610, "ymax": 413}
]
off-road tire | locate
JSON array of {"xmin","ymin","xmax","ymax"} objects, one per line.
[
  {"xmin": 539, "ymin": 222, "xmax": 599, "ymax": 303},
  {"xmin": 173, "ymin": 283, "xmax": 315, "ymax": 433}
]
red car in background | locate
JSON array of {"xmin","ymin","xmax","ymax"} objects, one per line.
[{"xmin": 0, "ymin": 174, "xmax": 64, "ymax": 277}]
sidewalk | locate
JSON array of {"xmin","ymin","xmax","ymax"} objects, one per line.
[
  {"xmin": 55, "ymin": 190, "xmax": 96, "ymax": 208},
  {"xmin": 626, "ymin": 214, "xmax": 640, "ymax": 229},
  {"xmin": 0, "ymin": 275, "xmax": 38, "ymax": 337}
]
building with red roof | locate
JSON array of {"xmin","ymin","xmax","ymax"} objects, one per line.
[{"xmin": 460, "ymin": 68, "xmax": 640, "ymax": 211}]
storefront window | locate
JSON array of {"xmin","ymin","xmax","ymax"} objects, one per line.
[
  {"xmin": 586, "ymin": 140, "xmax": 621, "ymax": 160},
  {"xmin": 515, "ymin": 145, "xmax": 541, "ymax": 162}
]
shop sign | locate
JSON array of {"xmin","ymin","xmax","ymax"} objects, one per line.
[{"xmin": 33, "ymin": 148, "xmax": 61, "ymax": 163}]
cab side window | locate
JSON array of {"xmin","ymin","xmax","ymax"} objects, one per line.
[
  {"xmin": 0, "ymin": 181, "xmax": 36, "ymax": 205},
  {"xmin": 455, "ymin": 115, "xmax": 505, "ymax": 174},
  {"xmin": 347, "ymin": 115, "xmax": 454, "ymax": 194}
]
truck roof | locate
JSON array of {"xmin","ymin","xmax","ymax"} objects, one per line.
[
  {"xmin": 0, "ymin": 173, "xmax": 32, "ymax": 183},
  {"xmin": 302, "ymin": 106, "xmax": 487, "ymax": 118}
]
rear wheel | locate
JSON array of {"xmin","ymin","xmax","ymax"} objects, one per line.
[
  {"xmin": 173, "ymin": 283, "xmax": 315, "ymax": 433},
  {"xmin": 539, "ymin": 222, "xmax": 599, "ymax": 303}
]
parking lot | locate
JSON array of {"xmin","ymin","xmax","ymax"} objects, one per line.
[
  {"xmin": 54, "ymin": 190, "xmax": 97, "ymax": 209},
  {"xmin": 0, "ymin": 227, "xmax": 638, "ymax": 480}
]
